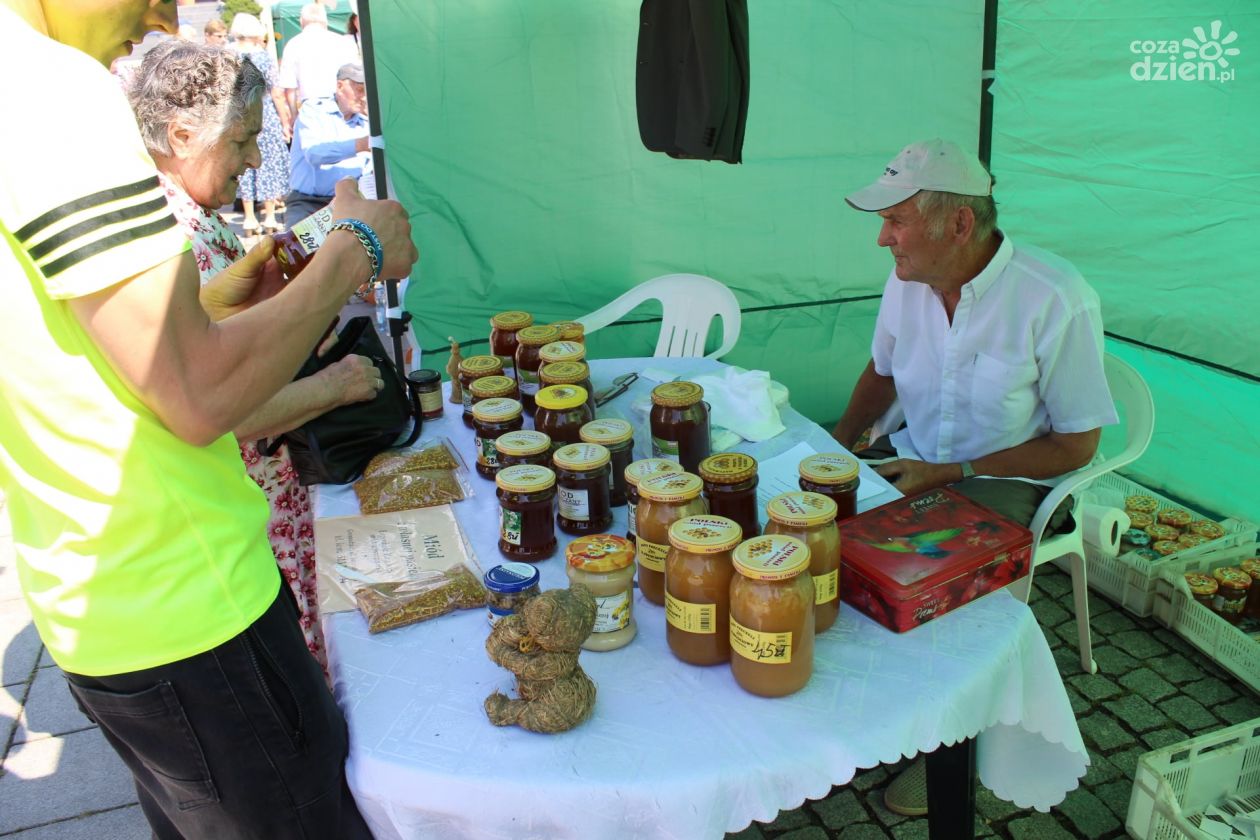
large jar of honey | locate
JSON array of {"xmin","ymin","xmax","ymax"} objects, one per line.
[
  {"xmin": 553, "ymin": 443, "xmax": 613, "ymax": 535},
  {"xmin": 798, "ymin": 453, "xmax": 861, "ymax": 522},
  {"xmin": 764, "ymin": 491, "xmax": 841, "ymax": 633},
  {"xmin": 457, "ymin": 355, "xmax": 504, "ymax": 428},
  {"xmin": 665, "ymin": 515, "xmax": 742, "ymax": 666},
  {"xmin": 698, "ymin": 453, "xmax": 759, "ymax": 540},
  {"xmin": 623, "ymin": 458, "xmax": 678, "ymax": 545},
  {"xmin": 489, "ymin": 311, "xmax": 533, "ymax": 382},
  {"xmin": 539, "ymin": 361, "xmax": 596, "ymax": 418},
  {"xmin": 471, "ymin": 398, "xmax": 524, "ymax": 480},
  {"xmin": 635, "ymin": 472, "xmax": 707, "ymax": 605},
  {"xmin": 495, "ymin": 464, "xmax": 557, "ymax": 561},
  {"xmin": 580, "ymin": 419, "xmax": 634, "ymax": 507},
  {"xmin": 534, "ymin": 385, "xmax": 593, "ymax": 452},
  {"xmin": 495, "ymin": 430, "xmax": 552, "ymax": 469},
  {"xmin": 649, "ymin": 382, "xmax": 711, "ymax": 474},
  {"xmin": 514, "ymin": 325, "xmax": 562, "ymax": 414},
  {"xmin": 729, "ymin": 535, "xmax": 815, "ymax": 697},
  {"xmin": 469, "ymin": 374, "xmax": 519, "ymax": 407}
]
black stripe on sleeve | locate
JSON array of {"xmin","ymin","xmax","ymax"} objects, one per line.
[
  {"xmin": 14, "ymin": 177, "xmax": 161, "ymax": 243},
  {"xmin": 40, "ymin": 214, "xmax": 180, "ymax": 279},
  {"xmin": 27, "ymin": 195, "xmax": 170, "ymax": 261}
]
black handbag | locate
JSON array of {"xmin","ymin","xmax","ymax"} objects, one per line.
[{"xmin": 261, "ymin": 316, "xmax": 422, "ymax": 485}]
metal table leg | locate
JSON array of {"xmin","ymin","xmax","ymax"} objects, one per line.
[{"xmin": 926, "ymin": 737, "xmax": 977, "ymax": 839}]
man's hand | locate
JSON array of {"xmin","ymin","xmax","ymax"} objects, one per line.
[
  {"xmin": 875, "ymin": 459, "xmax": 960, "ymax": 496},
  {"xmin": 200, "ymin": 237, "xmax": 286, "ymax": 321},
  {"xmin": 328, "ymin": 179, "xmax": 418, "ymax": 281}
]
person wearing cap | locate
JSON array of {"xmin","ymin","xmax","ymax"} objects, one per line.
[
  {"xmin": 286, "ymin": 61, "xmax": 370, "ymax": 224},
  {"xmin": 833, "ymin": 139, "xmax": 1117, "ymax": 812},
  {"xmin": 277, "ymin": 1, "xmax": 359, "ymax": 122}
]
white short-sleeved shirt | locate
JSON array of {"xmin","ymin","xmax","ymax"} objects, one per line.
[
  {"xmin": 278, "ymin": 26, "xmax": 360, "ymax": 103},
  {"xmin": 871, "ymin": 233, "xmax": 1118, "ymax": 486}
]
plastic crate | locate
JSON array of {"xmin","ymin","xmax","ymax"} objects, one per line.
[
  {"xmin": 1151, "ymin": 546, "xmax": 1260, "ymax": 694},
  {"xmin": 1078, "ymin": 473, "xmax": 1256, "ymax": 617},
  {"xmin": 1127, "ymin": 718, "xmax": 1260, "ymax": 840}
]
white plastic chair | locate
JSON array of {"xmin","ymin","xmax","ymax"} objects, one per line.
[
  {"xmin": 1007, "ymin": 353, "xmax": 1155, "ymax": 674},
  {"xmin": 576, "ymin": 274, "xmax": 742, "ymax": 359}
]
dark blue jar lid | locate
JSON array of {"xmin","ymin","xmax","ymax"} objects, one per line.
[{"xmin": 484, "ymin": 562, "xmax": 540, "ymax": 593}]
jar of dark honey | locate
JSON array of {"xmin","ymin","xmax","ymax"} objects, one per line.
[
  {"xmin": 798, "ymin": 453, "xmax": 861, "ymax": 521},
  {"xmin": 540, "ymin": 361, "xmax": 595, "ymax": 418},
  {"xmin": 495, "ymin": 464, "xmax": 557, "ymax": 561},
  {"xmin": 534, "ymin": 385, "xmax": 593, "ymax": 452},
  {"xmin": 550, "ymin": 321, "xmax": 586, "ymax": 345},
  {"xmin": 495, "ymin": 430, "xmax": 552, "ymax": 469},
  {"xmin": 649, "ymin": 382, "xmax": 711, "ymax": 474},
  {"xmin": 698, "ymin": 453, "xmax": 759, "ymax": 540},
  {"xmin": 469, "ymin": 374, "xmax": 519, "ymax": 407},
  {"xmin": 457, "ymin": 355, "xmax": 504, "ymax": 428},
  {"xmin": 539, "ymin": 340, "xmax": 586, "ymax": 366},
  {"xmin": 489, "ymin": 311, "xmax": 533, "ymax": 383},
  {"xmin": 553, "ymin": 443, "xmax": 613, "ymax": 536},
  {"xmin": 514, "ymin": 325, "xmax": 562, "ymax": 415},
  {"xmin": 580, "ymin": 419, "xmax": 634, "ymax": 507},
  {"xmin": 471, "ymin": 398, "xmax": 524, "ymax": 479}
]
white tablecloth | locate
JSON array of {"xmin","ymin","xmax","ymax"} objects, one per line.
[{"xmin": 315, "ymin": 357, "xmax": 1088, "ymax": 839}]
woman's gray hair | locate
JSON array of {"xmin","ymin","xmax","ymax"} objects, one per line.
[
  {"xmin": 128, "ymin": 40, "xmax": 265, "ymax": 157},
  {"xmin": 915, "ymin": 190, "xmax": 999, "ymax": 242}
]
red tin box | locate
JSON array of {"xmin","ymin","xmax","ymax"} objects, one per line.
[{"xmin": 838, "ymin": 488, "xmax": 1031, "ymax": 632}]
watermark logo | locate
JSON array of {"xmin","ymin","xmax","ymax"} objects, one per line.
[{"xmin": 1129, "ymin": 19, "xmax": 1240, "ymax": 83}]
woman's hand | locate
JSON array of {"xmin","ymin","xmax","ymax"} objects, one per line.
[
  {"xmin": 320, "ymin": 353, "xmax": 383, "ymax": 406},
  {"xmin": 200, "ymin": 237, "xmax": 286, "ymax": 321}
]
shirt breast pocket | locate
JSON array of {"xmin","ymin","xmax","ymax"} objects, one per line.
[{"xmin": 970, "ymin": 352, "xmax": 1039, "ymax": 430}]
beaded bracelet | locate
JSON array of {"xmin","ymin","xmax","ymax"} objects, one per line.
[{"xmin": 329, "ymin": 218, "xmax": 383, "ymax": 283}]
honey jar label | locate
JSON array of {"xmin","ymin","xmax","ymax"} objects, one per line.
[
  {"xmin": 637, "ymin": 539, "xmax": 668, "ymax": 572},
  {"xmin": 651, "ymin": 436, "xmax": 680, "ymax": 461},
  {"xmin": 1214, "ymin": 593, "xmax": 1245, "ymax": 615},
  {"xmin": 477, "ymin": 437, "xmax": 499, "ymax": 467},
  {"xmin": 730, "ymin": 620, "xmax": 792, "ymax": 664},
  {"xmin": 813, "ymin": 570, "xmax": 839, "ymax": 604},
  {"xmin": 419, "ymin": 390, "xmax": 444, "ymax": 414},
  {"xmin": 558, "ymin": 487, "xmax": 591, "ymax": 522},
  {"xmin": 462, "ymin": 390, "xmax": 474, "ymax": 410},
  {"xmin": 500, "ymin": 509, "xmax": 523, "ymax": 546},
  {"xmin": 626, "ymin": 501, "xmax": 638, "ymax": 537},
  {"xmin": 665, "ymin": 593, "xmax": 716, "ymax": 634},
  {"xmin": 593, "ymin": 591, "xmax": 631, "ymax": 633}
]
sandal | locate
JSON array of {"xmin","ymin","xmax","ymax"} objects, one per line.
[
  {"xmin": 242, "ymin": 223, "xmax": 260, "ymax": 238},
  {"xmin": 883, "ymin": 756, "xmax": 928, "ymax": 816},
  {"xmin": 263, "ymin": 221, "xmax": 284, "ymax": 234}
]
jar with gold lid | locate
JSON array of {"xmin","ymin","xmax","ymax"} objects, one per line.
[
  {"xmin": 495, "ymin": 464, "xmax": 557, "ymax": 561},
  {"xmin": 580, "ymin": 419, "xmax": 634, "ymax": 506},
  {"xmin": 635, "ymin": 471, "xmax": 707, "ymax": 605},
  {"xmin": 665, "ymin": 515, "xmax": 742, "ymax": 666},
  {"xmin": 550, "ymin": 321, "xmax": 586, "ymax": 344},
  {"xmin": 457, "ymin": 355, "xmax": 504, "ymax": 427},
  {"xmin": 553, "ymin": 443, "xmax": 613, "ymax": 535},
  {"xmin": 514, "ymin": 324, "xmax": 562, "ymax": 414},
  {"xmin": 539, "ymin": 340, "xmax": 586, "ymax": 366},
  {"xmin": 798, "ymin": 453, "xmax": 861, "ymax": 522},
  {"xmin": 1212, "ymin": 567, "xmax": 1251, "ymax": 624},
  {"xmin": 699, "ymin": 453, "xmax": 759, "ymax": 540},
  {"xmin": 623, "ymin": 458, "xmax": 679, "ymax": 545},
  {"xmin": 534, "ymin": 385, "xmax": 593, "ymax": 452},
  {"xmin": 763, "ymin": 492, "xmax": 841, "ymax": 633},
  {"xmin": 730, "ymin": 534, "xmax": 815, "ymax": 698},
  {"xmin": 1184, "ymin": 572, "xmax": 1218, "ymax": 609},
  {"xmin": 489, "ymin": 311, "xmax": 533, "ymax": 382},
  {"xmin": 1242, "ymin": 558, "xmax": 1260, "ymax": 619},
  {"xmin": 649, "ymin": 381, "xmax": 711, "ymax": 474},
  {"xmin": 566, "ymin": 534, "xmax": 636, "ymax": 651},
  {"xmin": 471, "ymin": 398, "xmax": 524, "ymax": 479},
  {"xmin": 495, "ymin": 430, "xmax": 552, "ymax": 469},
  {"xmin": 539, "ymin": 361, "xmax": 596, "ymax": 418},
  {"xmin": 469, "ymin": 374, "xmax": 519, "ymax": 407}
]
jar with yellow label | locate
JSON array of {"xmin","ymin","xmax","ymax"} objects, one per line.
[
  {"xmin": 649, "ymin": 382, "xmax": 712, "ymax": 474},
  {"xmin": 490, "ymin": 311, "xmax": 533, "ymax": 382},
  {"xmin": 539, "ymin": 361, "xmax": 596, "ymax": 418},
  {"xmin": 457, "ymin": 355, "xmax": 504, "ymax": 427},
  {"xmin": 798, "ymin": 453, "xmax": 861, "ymax": 522},
  {"xmin": 471, "ymin": 398, "xmax": 524, "ymax": 479},
  {"xmin": 551, "ymin": 320, "xmax": 586, "ymax": 345},
  {"xmin": 469, "ymin": 374, "xmax": 519, "ymax": 407},
  {"xmin": 698, "ymin": 453, "xmax": 759, "ymax": 540},
  {"xmin": 623, "ymin": 458, "xmax": 679, "ymax": 545},
  {"xmin": 566, "ymin": 534, "xmax": 636, "ymax": 651},
  {"xmin": 495, "ymin": 430, "xmax": 552, "ymax": 469},
  {"xmin": 580, "ymin": 419, "xmax": 634, "ymax": 506},
  {"xmin": 763, "ymin": 491, "xmax": 841, "ymax": 633},
  {"xmin": 1212, "ymin": 567, "xmax": 1251, "ymax": 624},
  {"xmin": 665, "ymin": 515, "xmax": 742, "ymax": 666},
  {"xmin": 514, "ymin": 324, "xmax": 562, "ymax": 414},
  {"xmin": 495, "ymin": 464, "xmax": 557, "ymax": 561},
  {"xmin": 553, "ymin": 443, "xmax": 613, "ymax": 535},
  {"xmin": 534, "ymin": 385, "xmax": 593, "ymax": 452},
  {"xmin": 635, "ymin": 471, "xmax": 707, "ymax": 605},
  {"xmin": 730, "ymin": 534, "xmax": 815, "ymax": 697}
]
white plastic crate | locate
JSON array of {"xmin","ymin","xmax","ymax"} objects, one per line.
[
  {"xmin": 1080, "ymin": 473, "xmax": 1256, "ymax": 617},
  {"xmin": 1127, "ymin": 718, "xmax": 1260, "ymax": 840}
]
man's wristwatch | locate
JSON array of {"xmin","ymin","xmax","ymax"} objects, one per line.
[{"xmin": 960, "ymin": 461, "xmax": 976, "ymax": 480}]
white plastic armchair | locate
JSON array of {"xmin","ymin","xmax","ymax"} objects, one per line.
[
  {"xmin": 576, "ymin": 274, "xmax": 742, "ymax": 359},
  {"xmin": 1008, "ymin": 353, "xmax": 1155, "ymax": 675}
]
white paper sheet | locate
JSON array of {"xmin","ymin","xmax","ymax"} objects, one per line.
[{"xmin": 755, "ymin": 441, "xmax": 884, "ymax": 511}]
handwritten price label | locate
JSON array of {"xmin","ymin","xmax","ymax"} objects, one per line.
[{"xmin": 730, "ymin": 620, "xmax": 792, "ymax": 664}]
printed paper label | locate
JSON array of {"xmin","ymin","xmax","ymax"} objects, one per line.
[
  {"xmin": 418, "ymin": 390, "xmax": 443, "ymax": 414},
  {"xmin": 558, "ymin": 487, "xmax": 590, "ymax": 521},
  {"xmin": 666, "ymin": 593, "xmax": 716, "ymax": 634},
  {"xmin": 627, "ymin": 500, "xmax": 638, "ymax": 537},
  {"xmin": 592, "ymin": 590, "xmax": 631, "ymax": 633},
  {"xmin": 1214, "ymin": 593, "xmax": 1245, "ymax": 615},
  {"xmin": 500, "ymin": 508, "xmax": 523, "ymax": 546},
  {"xmin": 637, "ymin": 539, "xmax": 668, "ymax": 572},
  {"xmin": 477, "ymin": 437, "xmax": 499, "ymax": 467},
  {"xmin": 730, "ymin": 619, "xmax": 792, "ymax": 664},
  {"xmin": 462, "ymin": 389, "xmax": 474, "ymax": 411},
  {"xmin": 651, "ymin": 436, "xmax": 680, "ymax": 461},
  {"xmin": 813, "ymin": 569, "xmax": 839, "ymax": 605}
]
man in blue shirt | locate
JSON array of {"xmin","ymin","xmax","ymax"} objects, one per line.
[{"xmin": 287, "ymin": 62, "xmax": 369, "ymax": 224}]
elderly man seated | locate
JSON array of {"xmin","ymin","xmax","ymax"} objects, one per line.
[
  {"xmin": 286, "ymin": 61, "xmax": 370, "ymax": 225},
  {"xmin": 833, "ymin": 138, "xmax": 1118, "ymax": 814}
]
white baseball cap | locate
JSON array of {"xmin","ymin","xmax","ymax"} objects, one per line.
[{"xmin": 845, "ymin": 139, "xmax": 993, "ymax": 212}]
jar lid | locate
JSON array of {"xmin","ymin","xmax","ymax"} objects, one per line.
[
  {"xmin": 539, "ymin": 340, "xmax": 586, "ymax": 364},
  {"xmin": 668, "ymin": 515, "xmax": 743, "ymax": 553},
  {"xmin": 490, "ymin": 311, "xmax": 533, "ymax": 330},
  {"xmin": 1127, "ymin": 511, "xmax": 1155, "ymax": 530},
  {"xmin": 472, "ymin": 397, "xmax": 523, "ymax": 422},
  {"xmin": 536, "ymin": 384, "xmax": 589, "ymax": 411},
  {"xmin": 540, "ymin": 361, "xmax": 590, "ymax": 385},
  {"xmin": 551, "ymin": 320, "xmax": 586, "ymax": 341},
  {"xmin": 566, "ymin": 534, "xmax": 634, "ymax": 573},
  {"xmin": 517, "ymin": 325, "xmax": 562, "ymax": 346},
  {"xmin": 1214, "ymin": 567, "xmax": 1252, "ymax": 590},
  {"xmin": 698, "ymin": 452, "xmax": 757, "ymax": 484},
  {"xmin": 495, "ymin": 464, "xmax": 556, "ymax": 492},
  {"xmin": 581, "ymin": 419, "xmax": 633, "ymax": 446},
  {"xmin": 406, "ymin": 368, "xmax": 441, "ymax": 386},
  {"xmin": 637, "ymin": 471, "xmax": 703, "ymax": 502},
  {"xmin": 1145, "ymin": 524, "xmax": 1180, "ymax": 542},
  {"xmin": 1241, "ymin": 558, "xmax": 1260, "ymax": 578},
  {"xmin": 495, "ymin": 430, "xmax": 551, "ymax": 456},
  {"xmin": 624, "ymin": 458, "xmax": 678, "ymax": 487},
  {"xmin": 1152, "ymin": 540, "xmax": 1180, "ymax": 556},
  {"xmin": 458, "ymin": 354, "xmax": 503, "ymax": 376},
  {"xmin": 651, "ymin": 381, "xmax": 704, "ymax": 408},
  {"xmin": 733, "ymin": 534, "xmax": 811, "ymax": 581},
  {"xmin": 484, "ymin": 562, "xmax": 540, "ymax": 593},
  {"xmin": 1125, "ymin": 494, "xmax": 1159, "ymax": 513},
  {"xmin": 469, "ymin": 375, "xmax": 517, "ymax": 398},
  {"xmin": 1189, "ymin": 520, "xmax": 1225, "ymax": 540},
  {"xmin": 1158, "ymin": 508, "xmax": 1193, "ymax": 526},
  {"xmin": 766, "ymin": 491, "xmax": 838, "ymax": 527},
  {"xmin": 553, "ymin": 443, "xmax": 611, "ymax": 471},
  {"xmin": 1183, "ymin": 571, "xmax": 1218, "ymax": 595},
  {"xmin": 798, "ymin": 452, "xmax": 860, "ymax": 485},
  {"xmin": 1177, "ymin": 534, "xmax": 1208, "ymax": 549}
]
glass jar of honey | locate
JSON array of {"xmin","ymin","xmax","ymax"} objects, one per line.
[
  {"xmin": 1242, "ymin": 558, "xmax": 1260, "ymax": 619},
  {"xmin": 623, "ymin": 458, "xmax": 679, "ymax": 545},
  {"xmin": 471, "ymin": 398, "xmax": 524, "ymax": 480},
  {"xmin": 1184, "ymin": 572, "xmax": 1218, "ymax": 609},
  {"xmin": 514, "ymin": 325, "xmax": 562, "ymax": 414},
  {"xmin": 551, "ymin": 320, "xmax": 586, "ymax": 345},
  {"xmin": 763, "ymin": 492, "xmax": 841, "ymax": 633},
  {"xmin": 489, "ymin": 311, "xmax": 533, "ymax": 382},
  {"xmin": 457, "ymin": 355, "xmax": 504, "ymax": 427},
  {"xmin": 495, "ymin": 464, "xmax": 557, "ymax": 561},
  {"xmin": 495, "ymin": 430, "xmax": 552, "ymax": 469},
  {"xmin": 635, "ymin": 472, "xmax": 707, "ymax": 605},
  {"xmin": 698, "ymin": 453, "xmax": 759, "ymax": 540},
  {"xmin": 469, "ymin": 374, "xmax": 519, "ymax": 407},
  {"xmin": 665, "ymin": 515, "xmax": 742, "ymax": 666},
  {"xmin": 798, "ymin": 453, "xmax": 861, "ymax": 522},
  {"xmin": 566, "ymin": 534, "xmax": 637, "ymax": 651},
  {"xmin": 580, "ymin": 419, "xmax": 634, "ymax": 507},
  {"xmin": 272, "ymin": 206, "xmax": 333, "ymax": 279},
  {"xmin": 539, "ymin": 340, "xmax": 586, "ymax": 366},
  {"xmin": 534, "ymin": 385, "xmax": 593, "ymax": 452},
  {"xmin": 649, "ymin": 382, "xmax": 711, "ymax": 474},
  {"xmin": 540, "ymin": 361, "xmax": 596, "ymax": 418},
  {"xmin": 406, "ymin": 368, "xmax": 443, "ymax": 420},
  {"xmin": 1212, "ymin": 566, "xmax": 1251, "ymax": 625},
  {"xmin": 553, "ymin": 443, "xmax": 613, "ymax": 535},
  {"xmin": 730, "ymin": 534, "xmax": 815, "ymax": 697}
]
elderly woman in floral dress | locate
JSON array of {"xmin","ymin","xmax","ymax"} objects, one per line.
[{"xmin": 128, "ymin": 40, "xmax": 383, "ymax": 671}]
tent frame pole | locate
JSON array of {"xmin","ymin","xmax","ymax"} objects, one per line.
[{"xmin": 979, "ymin": 0, "xmax": 998, "ymax": 167}]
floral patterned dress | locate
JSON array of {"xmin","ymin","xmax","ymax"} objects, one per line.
[{"xmin": 159, "ymin": 175, "xmax": 326, "ymax": 671}]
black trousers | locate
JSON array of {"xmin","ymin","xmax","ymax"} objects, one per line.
[
  {"xmin": 284, "ymin": 191, "xmax": 331, "ymax": 228},
  {"xmin": 63, "ymin": 585, "xmax": 372, "ymax": 840}
]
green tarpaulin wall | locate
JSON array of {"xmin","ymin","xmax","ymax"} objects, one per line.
[{"xmin": 365, "ymin": 0, "xmax": 1258, "ymax": 523}]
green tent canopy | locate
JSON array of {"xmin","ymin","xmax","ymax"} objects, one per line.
[{"xmin": 271, "ymin": 0, "xmax": 354, "ymax": 56}]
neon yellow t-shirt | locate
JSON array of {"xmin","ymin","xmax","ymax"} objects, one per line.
[{"xmin": 0, "ymin": 8, "xmax": 278, "ymax": 676}]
